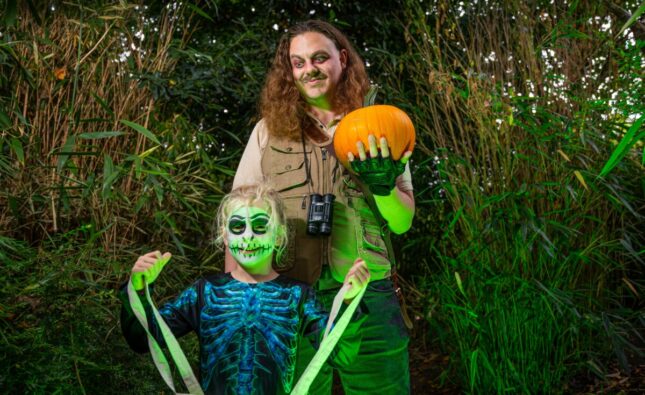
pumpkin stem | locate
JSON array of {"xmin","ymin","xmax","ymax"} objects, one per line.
[{"xmin": 363, "ymin": 85, "xmax": 378, "ymax": 107}]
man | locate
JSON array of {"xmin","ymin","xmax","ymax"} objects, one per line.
[{"xmin": 229, "ymin": 20, "xmax": 414, "ymax": 394}]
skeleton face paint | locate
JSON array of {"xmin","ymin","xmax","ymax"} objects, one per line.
[{"xmin": 226, "ymin": 205, "xmax": 276, "ymax": 272}]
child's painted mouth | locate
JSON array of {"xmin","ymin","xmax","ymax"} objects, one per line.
[{"xmin": 230, "ymin": 245, "xmax": 271, "ymax": 257}]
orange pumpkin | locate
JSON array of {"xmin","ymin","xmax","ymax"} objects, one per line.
[{"xmin": 333, "ymin": 104, "xmax": 415, "ymax": 169}]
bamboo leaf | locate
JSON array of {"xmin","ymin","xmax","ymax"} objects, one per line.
[
  {"xmin": 442, "ymin": 206, "xmax": 463, "ymax": 238},
  {"xmin": 78, "ymin": 131, "xmax": 125, "ymax": 139},
  {"xmin": 120, "ymin": 120, "xmax": 161, "ymax": 145},
  {"xmin": 186, "ymin": 3, "xmax": 214, "ymax": 22},
  {"xmin": 3, "ymin": 0, "xmax": 17, "ymax": 27},
  {"xmin": 469, "ymin": 349, "xmax": 479, "ymax": 391},
  {"xmin": 24, "ymin": 0, "xmax": 41, "ymax": 26},
  {"xmin": 444, "ymin": 304, "xmax": 478, "ymax": 318},
  {"xmin": 138, "ymin": 145, "xmax": 160, "ymax": 159},
  {"xmin": 0, "ymin": 108, "xmax": 11, "ymax": 130},
  {"xmin": 91, "ymin": 93, "xmax": 114, "ymax": 116},
  {"xmin": 363, "ymin": 85, "xmax": 379, "ymax": 107},
  {"xmin": 622, "ymin": 278, "xmax": 639, "ymax": 297},
  {"xmin": 56, "ymin": 135, "xmax": 76, "ymax": 173},
  {"xmin": 10, "ymin": 138, "xmax": 24, "ymax": 164},
  {"xmin": 98, "ymin": 15, "xmax": 125, "ymax": 21},
  {"xmin": 574, "ymin": 170, "xmax": 589, "ymax": 191},
  {"xmin": 598, "ymin": 115, "xmax": 644, "ymax": 178},
  {"xmin": 102, "ymin": 154, "xmax": 119, "ymax": 200},
  {"xmin": 617, "ymin": 1, "xmax": 645, "ymax": 37},
  {"xmin": 455, "ymin": 271, "xmax": 466, "ymax": 298},
  {"xmin": 557, "ymin": 149, "xmax": 570, "ymax": 162}
]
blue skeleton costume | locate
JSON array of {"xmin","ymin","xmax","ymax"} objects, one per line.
[{"xmin": 120, "ymin": 272, "xmax": 363, "ymax": 395}]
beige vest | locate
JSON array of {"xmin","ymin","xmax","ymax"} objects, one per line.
[{"xmin": 261, "ymin": 130, "xmax": 393, "ymax": 288}]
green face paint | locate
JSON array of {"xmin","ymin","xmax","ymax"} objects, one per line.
[{"xmin": 226, "ymin": 205, "xmax": 276, "ymax": 272}]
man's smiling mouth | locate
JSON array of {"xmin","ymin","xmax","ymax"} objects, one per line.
[{"xmin": 304, "ymin": 75, "xmax": 326, "ymax": 84}]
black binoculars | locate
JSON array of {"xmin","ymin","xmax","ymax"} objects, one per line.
[{"xmin": 306, "ymin": 193, "xmax": 335, "ymax": 236}]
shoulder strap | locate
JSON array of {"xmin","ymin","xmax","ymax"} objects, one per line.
[
  {"xmin": 347, "ymin": 173, "xmax": 414, "ymax": 330},
  {"xmin": 347, "ymin": 173, "xmax": 397, "ymax": 269}
]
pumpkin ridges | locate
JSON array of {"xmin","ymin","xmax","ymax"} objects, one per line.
[{"xmin": 334, "ymin": 105, "xmax": 415, "ymax": 169}]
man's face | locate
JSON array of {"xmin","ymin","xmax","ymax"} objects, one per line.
[
  {"xmin": 289, "ymin": 32, "xmax": 347, "ymax": 106},
  {"xmin": 225, "ymin": 205, "xmax": 276, "ymax": 272}
]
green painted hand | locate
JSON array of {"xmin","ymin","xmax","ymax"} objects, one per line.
[
  {"xmin": 348, "ymin": 134, "xmax": 411, "ymax": 196},
  {"xmin": 130, "ymin": 251, "xmax": 172, "ymax": 291}
]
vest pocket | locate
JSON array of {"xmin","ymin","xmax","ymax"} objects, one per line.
[
  {"xmin": 360, "ymin": 220, "xmax": 387, "ymax": 253},
  {"xmin": 356, "ymin": 217, "xmax": 391, "ymax": 281},
  {"xmin": 266, "ymin": 146, "xmax": 309, "ymax": 193}
]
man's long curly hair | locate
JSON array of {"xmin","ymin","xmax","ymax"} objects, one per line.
[{"xmin": 260, "ymin": 20, "xmax": 369, "ymax": 141}]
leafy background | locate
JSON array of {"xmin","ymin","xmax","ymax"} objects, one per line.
[{"xmin": 1, "ymin": 0, "xmax": 643, "ymax": 393}]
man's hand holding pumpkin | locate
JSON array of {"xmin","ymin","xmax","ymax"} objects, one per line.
[{"xmin": 347, "ymin": 134, "xmax": 411, "ymax": 196}]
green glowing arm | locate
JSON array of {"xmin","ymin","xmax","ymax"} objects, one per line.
[
  {"xmin": 350, "ymin": 135, "xmax": 415, "ymax": 234},
  {"xmin": 130, "ymin": 251, "xmax": 172, "ymax": 291},
  {"xmin": 373, "ymin": 185, "xmax": 415, "ymax": 234}
]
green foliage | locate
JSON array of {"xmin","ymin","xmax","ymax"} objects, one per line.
[
  {"xmin": 385, "ymin": 0, "xmax": 644, "ymax": 393},
  {"xmin": 1, "ymin": 0, "xmax": 643, "ymax": 393},
  {"xmin": 0, "ymin": 232, "xmax": 202, "ymax": 393}
]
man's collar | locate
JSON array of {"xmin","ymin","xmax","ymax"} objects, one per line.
[{"xmin": 305, "ymin": 111, "xmax": 344, "ymax": 132}]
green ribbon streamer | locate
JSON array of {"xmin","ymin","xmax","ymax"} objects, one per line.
[
  {"xmin": 127, "ymin": 279, "xmax": 204, "ymax": 395},
  {"xmin": 128, "ymin": 278, "xmax": 364, "ymax": 395},
  {"xmin": 291, "ymin": 283, "xmax": 367, "ymax": 395}
]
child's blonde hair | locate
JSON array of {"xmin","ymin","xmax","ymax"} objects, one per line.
[{"xmin": 215, "ymin": 184, "xmax": 288, "ymax": 266}]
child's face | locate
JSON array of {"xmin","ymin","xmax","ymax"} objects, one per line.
[{"xmin": 225, "ymin": 204, "xmax": 277, "ymax": 272}]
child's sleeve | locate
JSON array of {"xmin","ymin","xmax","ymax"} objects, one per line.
[
  {"xmin": 119, "ymin": 281, "xmax": 201, "ymax": 353},
  {"xmin": 300, "ymin": 286, "xmax": 368, "ymax": 368}
]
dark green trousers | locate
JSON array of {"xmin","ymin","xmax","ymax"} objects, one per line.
[{"xmin": 295, "ymin": 277, "xmax": 410, "ymax": 394}]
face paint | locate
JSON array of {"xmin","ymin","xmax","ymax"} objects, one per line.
[
  {"xmin": 289, "ymin": 32, "xmax": 346, "ymax": 106},
  {"xmin": 226, "ymin": 205, "xmax": 277, "ymax": 272}
]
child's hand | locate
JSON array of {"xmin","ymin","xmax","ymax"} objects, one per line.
[
  {"xmin": 131, "ymin": 251, "xmax": 172, "ymax": 291},
  {"xmin": 343, "ymin": 258, "xmax": 370, "ymax": 301}
]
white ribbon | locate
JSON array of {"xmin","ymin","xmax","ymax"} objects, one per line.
[
  {"xmin": 127, "ymin": 279, "xmax": 365, "ymax": 395},
  {"xmin": 290, "ymin": 283, "xmax": 367, "ymax": 395},
  {"xmin": 127, "ymin": 279, "xmax": 204, "ymax": 395}
]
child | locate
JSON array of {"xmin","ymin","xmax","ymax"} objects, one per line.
[{"xmin": 120, "ymin": 184, "xmax": 369, "ymax": 394}]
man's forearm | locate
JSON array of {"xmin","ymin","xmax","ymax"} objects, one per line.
[{"xmin": 373, "ymin": 187, "xmax": 415, "ymax": 234}]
